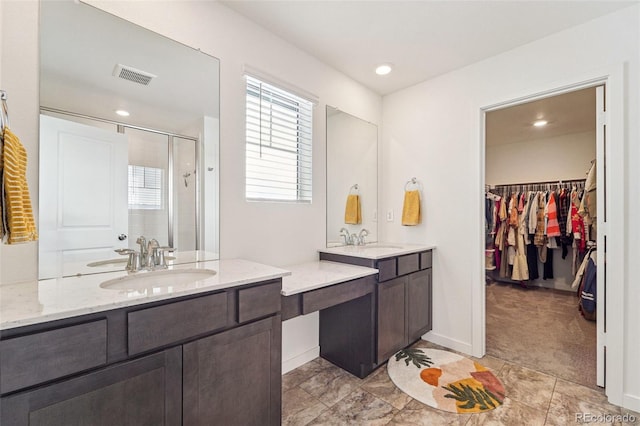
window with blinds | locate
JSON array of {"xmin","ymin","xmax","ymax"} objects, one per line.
[
  {"xmin": 128, "ymin": 165, "xmax": 163, "ymax": 210},
  {"xmin": 245, "ymin": 75, "xmax": 313, "ymax": 202}
]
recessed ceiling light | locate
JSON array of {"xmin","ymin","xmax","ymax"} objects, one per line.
[
  {"xmin": 533, "ymin": 120, "xmax": 548, "ymax": 127},
  {"xmin": 375, "ymin": 64, "xmax": 392, "ymax": 76},
  {"xmin": 115, "ymin": 109, "xmax": 130, "ymax": 117}
]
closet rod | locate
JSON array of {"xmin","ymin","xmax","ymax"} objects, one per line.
[{"xmin": 491, "ymin": 178, "xmax": 586, "ymax": 188}]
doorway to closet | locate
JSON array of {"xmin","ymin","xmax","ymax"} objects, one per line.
[{"xmin": 483, "ymin": 86, "xmax": 601, "ymax": 389}]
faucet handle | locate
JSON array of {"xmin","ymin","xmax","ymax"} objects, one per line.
[
  {"xmin": 154, "ymin": 246, "xmax": 175, "ymax": 268},
  {"xmin": 114, "ymin": 249, "xmax": 141, "ymax": 272}
]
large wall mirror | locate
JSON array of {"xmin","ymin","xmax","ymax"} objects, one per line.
[
  {"xmin": 326, "ymin": 106, "xmax": 378, "ymax": 246},
  {"xmin": 38, "ymin": 0, "xmax": 220, "ymax": 279}
]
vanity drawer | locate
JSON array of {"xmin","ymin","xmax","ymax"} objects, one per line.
[
  {"xmin": 377, "ymin": 258, "xmax": 397, "ymax": 282},
  {"xmin": 420, "ymin": 251, "xmax": 433, "ymax": 269},
  {"xmin": 128, "ymin": 293, "xmax": 228, "ymax": 355},
  {"xmin": 0, "ymin": 320, "xmax": 107, "ymax": 394},
  {"xmin": 397, "ymin": 253, "xmax": 419, "ymax": 276},
  {"xmin": 302, "ymin": 276, "xmax": 374, "ymax": 314},
  {"xmin": 237, "ymin": 280, "xmax": 281, "ymax": 323}
]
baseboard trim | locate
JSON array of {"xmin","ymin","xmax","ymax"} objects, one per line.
[
  {"xmin": 282, "ymin": 346, "xmax": 319, "ymax": 374},
  {"xmin": 421, "ymin": 332, "xmax": 473, "ymax": 356},
  {"xmin": 622, "ymin": 393, "xmax": 640, "ymax": 413}
]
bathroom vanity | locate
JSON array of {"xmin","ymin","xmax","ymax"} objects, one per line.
[
  {"xmin": 319, "ymin": 244, "xmax": 434, "ymax": 368},
  {"xmin": 0, "ymin": 259, "xmax": 289, "ymax": 426},
  {"xmin": 282, "ymin": 244, "xmax": 434, "ymax": 379}
]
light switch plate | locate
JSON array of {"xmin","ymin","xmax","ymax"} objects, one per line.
[{"xmin": 386, "ymin": 210, "xmax": 394, "ymax": 222}]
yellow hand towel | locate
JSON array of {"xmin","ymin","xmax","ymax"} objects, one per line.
[
  {"xmin": 2, "ymin": 127, "xmax": 38, "ymax": 244},
  {"xmin": 344, "ymin": 194, "xmax": 362, "ymax": 224},
  {"xmin": 401, "ymin": 190, "xmax": 421, "ymax": 226}
]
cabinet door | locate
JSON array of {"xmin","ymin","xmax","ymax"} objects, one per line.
[
  {"xmin": 0, "ymin": 348, "xmax": 181, "ymax": 426},
  {"xmin": 183, "ymin": 315, "xmax": 282, "ymax": 426},
  {"xmin": 407, "ymin": 268, "xmax": 432, "ymax": 342},
  {"xmin": 377, "ymin": 277, "xmax": 407, "ymax": 363}
]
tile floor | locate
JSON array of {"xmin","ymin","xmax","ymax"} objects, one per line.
[{"xmin": 282, "ymin": 340, "xmax": 639, "ymax": 425}]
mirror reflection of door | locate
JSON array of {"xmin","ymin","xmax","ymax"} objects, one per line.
[
  {"xmin": 39, "ymin": 115, "xmax": 128, "ymax": 278},
  {"xmin": 39, "ymin": 114, "xmax": 199, "ymax": 278}
]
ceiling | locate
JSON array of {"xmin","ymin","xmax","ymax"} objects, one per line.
[
  {"xmin": 221, "ymin": 0, "xmax": 635, "ymax": 96},
  {"xmin": 486, "ymin": 87, "xmax": 596, "ymax": 146},
  {"xmin": 40, "ymin": 0, "xmax": 220, "ymax": 135}
]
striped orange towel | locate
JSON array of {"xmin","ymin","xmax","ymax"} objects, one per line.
[
  {"xmin": 402, "ymin": 190, "xmax": 421, "ymax": 226},
  {"xmin": 2, "ymin": 127, "xmax": 38, "ymax": 243}
]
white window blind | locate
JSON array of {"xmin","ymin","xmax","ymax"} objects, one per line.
[
  {"xmin": 245, "ymin": 75, "xmax": 313, "ymax": 202},
  {"xmin": 128, "ymin": 165, "xmax": 163, "ymax": 210}
]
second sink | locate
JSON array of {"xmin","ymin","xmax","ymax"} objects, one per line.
[{"xmin": 100, "ymin": 268, "xmax": 217, "ymax": 292}]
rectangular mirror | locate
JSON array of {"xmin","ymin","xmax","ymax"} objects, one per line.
[
  {"xmin": 326, "ymin": 106, "xmax": 378, "ymax": 246},
  {"xmin": 38, "ymin": 0, "xmax": 220, "ymax": 279}
]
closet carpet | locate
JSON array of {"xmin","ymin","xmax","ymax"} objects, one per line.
[{"xmin": 485, "ymin": 281, "xmax": 597, "ymax": 389}]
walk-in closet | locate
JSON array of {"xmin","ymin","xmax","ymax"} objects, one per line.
[{"xmin": 484, "ymin": 87, "xmax": 600, "ymax": 389}]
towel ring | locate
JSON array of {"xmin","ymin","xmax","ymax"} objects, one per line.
[
  {"xmin": 0, "ymin": 89, "xmax": 8, "ymax": 130},
  {"xmin": 349, "ymin": 184, "xmax": 359, "ymax": 195},
  {"xmin": 404, "ymin": 177, "xmax": 420, "ymax": 191}
]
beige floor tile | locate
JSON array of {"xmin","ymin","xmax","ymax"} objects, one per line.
[
  {"xmin": 498, "ymin": 363, "xmax": 556, "ymax": 412},
  {"xmin": 282, "ymin": 386, "xmax": 328, "ymax": 426},
  {"xmin": 298, "ymin": 360, "xmax": 363, "ymax": 407},
  {"xmin": 307, "ymin": 388, "xmax": 397, "ymax": 426},
  {"xmin": 546, "ymin": 379, "xmax": 623, "ymax": 426},
  {"xmin": 388, "ymin": 398, "xmax": 471, "ymax": 426},
  {"xmin": 361, "ymin": 365, "xmax": 413, "ymax": 410},
  {"xmin": 283, "ymin": 359, "xmax": 326, "ymax": 392},
  {"xmin": 466, "ymin": 397, "xmax": 547, "ymax": 426}
]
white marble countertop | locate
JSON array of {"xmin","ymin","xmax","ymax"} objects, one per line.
[
  {"xmin": 281, "ymin": 261, "xmax": 378, "ymax": 296},
  {"xmin": 318, "ymin": 242, "xmax": 436, "ymax": 260},
  {"xmin": 0, "ymin": 259, "xmax": 290, "ymax": 330}
]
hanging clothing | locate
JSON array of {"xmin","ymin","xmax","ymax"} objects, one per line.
[
  {"xmin": 542, "ymin": 248, "xmax": 554, "ymax": 280},
  {"xmin": 546, "ymin": 191, "xmax": 561, "ymax": 237},
  {"xmin": 534, "ymin": 193, "xmax": 546, "ymax": 246},
  {"xmin": 511, "ymin": 232, "xmax": 529, "ymax": 281},
  {"xmin": 526, "ymin": 242, "xmax": 539, "ymax": 280}
]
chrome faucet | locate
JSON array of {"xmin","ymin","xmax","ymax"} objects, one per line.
[
  {"xmin": 136, "ymin": 236, "xmax": 148, "ymax": 265},
  {"xmin": 116, "ymin": 236, "xmax": 173, "ymax": 272},
  {"xmin": 339, "ymin": 228, "xmax": 352, "ymax": 245},
  {"xmin": 145, "ymin": 238, "xmax": 160, "ymax": 268},
  {"xmin": 358, "ymin": 228, "xmax": 369, "ymax": 245}
]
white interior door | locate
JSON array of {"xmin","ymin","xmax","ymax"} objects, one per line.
[
  {"xmin": 595, "ymin": 86, "xmax": 606, "ymax": 388},
  {"xmin": 39, "ymin": 115, "xmax": 128, "ymax": 278}
]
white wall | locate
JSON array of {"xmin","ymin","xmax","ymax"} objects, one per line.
[
  {"xmin": 0, "ymin": 0, "xmax": 39, "ymax": 285},
  {"xmin": 381, "ymin": 5, "xmax": 639, "ymax": 410},
  {"xmin": 486, "ymin": 131, "xmax": 596, "ymax": 185},
  {"xmin": 0, "ymin": 1, "xmax": 381, "ymax": 373}
]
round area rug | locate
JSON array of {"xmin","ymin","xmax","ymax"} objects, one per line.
[{"xmin": 387, "ymin": 348, "xmax": 505, "ymax": 414}]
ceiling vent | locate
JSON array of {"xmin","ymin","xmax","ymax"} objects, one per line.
[{"xmin": 112, "ymin": 64, "xmax": 156, "ymax": 86}]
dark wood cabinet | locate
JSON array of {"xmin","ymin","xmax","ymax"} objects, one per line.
[
  {"xmin": 376, "ymin": 264, "xmax": 432, "ymax": 363},
  {"xmin": 377, "ymin": 276, "xmax": 408, "ymax": 362},
  {"xmin": 0, "ymin": 279, "xmax": 282, "ymax": 426},
  {"xmin": 183, "ymin": 315, "xmax": 281, "ymax": 426},
  {"xmin": 407, "ymin": 268, "xmax": 432, "ymax": 342},
  {"xmin": 319, "ymin": 249, "xmax": 433, "ymax": 367},
  {"xmin": 1, "ymin": 348, "xmax": 182, "ymax": 426}
]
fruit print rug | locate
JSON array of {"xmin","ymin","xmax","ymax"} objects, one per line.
[{"xmin": 387, "ymin": 348, "xmax": 505, "ymax": 414}]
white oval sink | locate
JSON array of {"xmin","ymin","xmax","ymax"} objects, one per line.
[
  {"xmin": 361, "ymin": 244, "xmax": 403, "ymax": 249},
  {"xmin": 100, "ymin": 268, "xmax": 216, "ymax": 291},
  {"xmin": 88, "ymin": 256, "xmax": 176, "ymax": 267}
]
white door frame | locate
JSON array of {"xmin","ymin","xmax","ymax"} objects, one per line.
[{"xmin": 475, "ymin": 64, "xmax": 625, "ymax": 406}]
